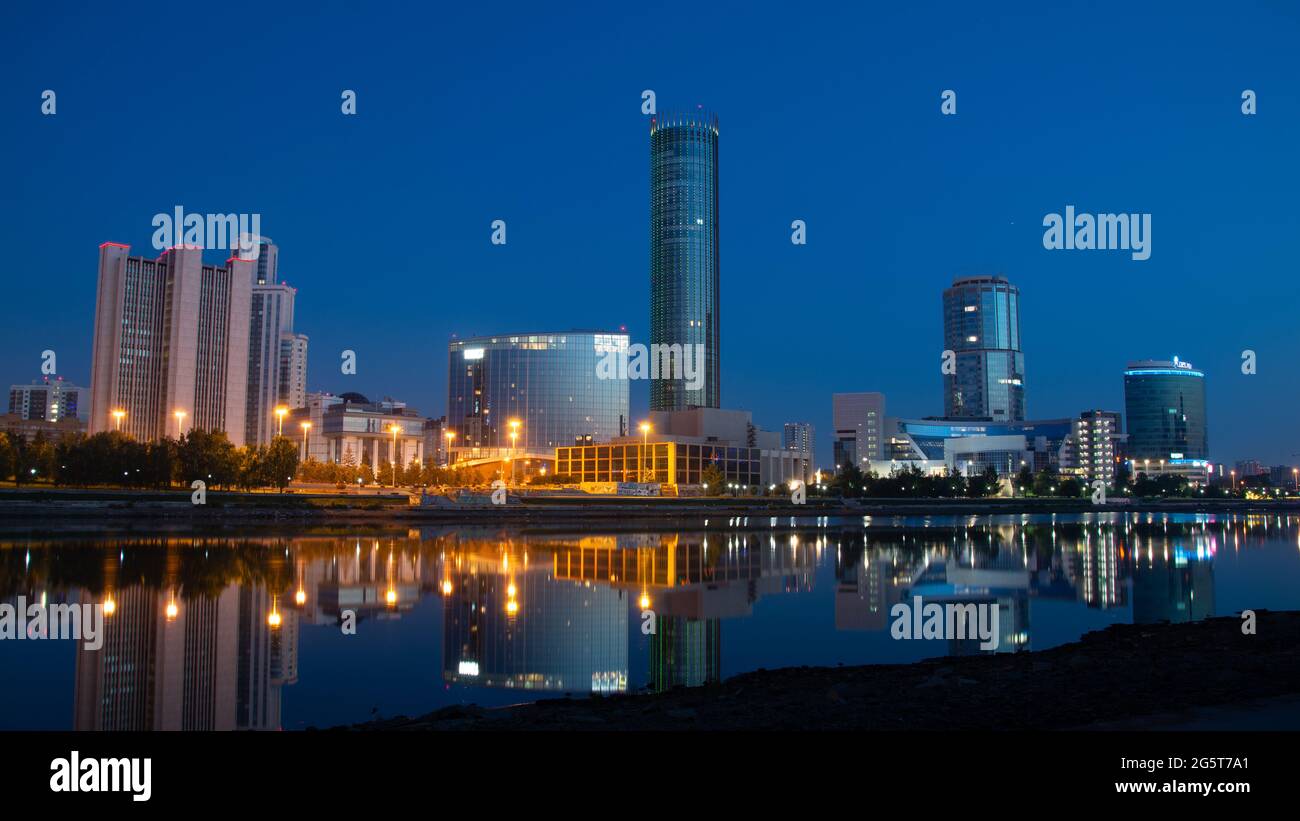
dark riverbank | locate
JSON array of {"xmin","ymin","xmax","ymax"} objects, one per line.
[
  {"xmin": 336, "ymin": 611, "xmax": 1300, "ymax": 731},
  {"xmin": 2, "ymin": 486, "xmax": 1298, "ymax": 536}
]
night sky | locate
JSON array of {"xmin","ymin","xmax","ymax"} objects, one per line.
[{"xmin": 3, "ymin": 1, "xmax": 1298, "ymax": 465}]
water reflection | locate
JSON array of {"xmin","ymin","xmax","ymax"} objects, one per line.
[{"xmin": 1, "ymin": 513, "xmax": 1294, "ymax": 730}]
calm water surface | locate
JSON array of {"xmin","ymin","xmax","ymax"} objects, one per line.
[{"xmin": 2, "ymin": 512, "xmax": 1298, "ymax": 730}]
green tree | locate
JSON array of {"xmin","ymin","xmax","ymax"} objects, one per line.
[
  {"xmin": 1112, "ymin": 463, "xmax": 1132, "ymax": 496},
  {"xmin": 262, "ymin": 436, "xmax": 300, "ymax": 491},
  {"xmin": 699, "ymin": 463, "xmax": 725, "ymax": 494},
  {"xmin": 1033, "ymin": 465, "xmax": 1060, "ymax": 496},
  {"xmin": 1058, "ymin": 476, "xmax": 1084, "ymax": 498},
  {"xmin": 143, "ymin": 439, "xmax": 176, "ymax": 489},
  {"xmin": 1015, "ymin": 465, "xmax": 1034, "ymax": 496},
  {"xmin": 178, "ymin": 429, "xmax": 240, "ymax": 489},
  {"xmin": 833, "ymin": 462, "xmax": 866, "ymax": 498},
  {"xmin": 966, "ymin": 464, "xmax": 1002, "ymax": 498},
  {"xmin": 0, "ymin": 432, "xmax": 15, "ymax": 483},
  {"xmin": 13, "ymin": 432, "xmax": 56, "ymax": 485}
]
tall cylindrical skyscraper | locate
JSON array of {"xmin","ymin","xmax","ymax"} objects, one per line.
[
  {"xmin": 942, "ymin": 275, "xmax": 1025, "ymax": 421},
  {"xmin": 650, "ymin": 111, "xmax": 720, "ymax": 411},
  {"xmin": 1123, "ymin": 358, "xmax": 1208, "ymax": 460}
]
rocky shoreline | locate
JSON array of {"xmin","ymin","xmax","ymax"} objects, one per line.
[{"xmin": 335, "ymin": 611, "xmax": 1300, "ymax": 731}]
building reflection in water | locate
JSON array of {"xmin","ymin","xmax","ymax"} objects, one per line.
[
  {"xmin": 72, "ymin": 547, "xmax": 298, "ymax": 731},
  {"xmin": 1130, "ymin": 529, "xmax": 1216, "ymax": 624},
  {"xmin": 1, "ymin": 513, "xmax": 1277, "ymax": 729},
  {"xmin": 441, "ymin": 542, "xmax": 629, "ymax": 693}
]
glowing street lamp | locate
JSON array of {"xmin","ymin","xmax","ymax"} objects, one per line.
[
  {"xmin": 444, "ymin": 430, "xmax": 456, "ymax": 467},
  {"xmin": 508, "ymin": 419, "xmax": 521, "ymax": 483},
  {"xmin": 111, "ymin": 409, "xmax": 126, "ymax": 432},
  {"xmin": 389, "ymin": 424, "xmax": 402, "ymax": 487},
  {"xmin": 639, "ymin": 422, "xmax": 651, "ymax": 483},
  {"xmin": 173, "ymin": 409, "xmax": 186, "ymax": 436},
  {"xmin": 300, "ymin": 421, "xmax": 312, "ymax": 459},
  {"xmin": 274, "ymin": 405, "xmax": 289, "ymax": 437},
  {"xmin": 1293, "ymin": 468, "xmax": 1298, "ymax": 492}
]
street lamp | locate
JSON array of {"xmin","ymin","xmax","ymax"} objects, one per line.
[
  {"xmin": 1293, "ymin": 468, "xmax": 1298, "ymax": 492},
  {"xmin": 444, "ymin": 430, "xmax": 456, "ymax": 467},
  {"xmin": 111, "ymin": 409, "xmax": 126, "ymax": 432},
  {"xmin": 274, "ymin": 405, "xmax": 289, "ymax": 437},
  {"xmin": 1230, "ymin": 469, "xmax": 1237, "ymax": 492},
  {"xmin": 508, "ymin": 419, "xmax": 520, "ymax": 484},
  {"xmin": 639, "ymin": 422, "xmax": 651, "ymax": 483},
  {"xmin": 388, "ymin": 424, "xmax": 402, "ymax": 487},
  {"xmin": 300, "ymin": 421, "xmax": 312, "ymax": 460},
  {"xmin": 173, "ymin": 409, "xmax": 186, "ymax": 436}
]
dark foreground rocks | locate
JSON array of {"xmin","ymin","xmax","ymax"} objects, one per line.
[{"xmin": 336, "ymin": 611, "xmax": 1300, "ymax": 731}]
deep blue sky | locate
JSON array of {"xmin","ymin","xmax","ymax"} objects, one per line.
[{"xmin": 3, "ymin": 1, "xmax": 1298, "ymax": 465}]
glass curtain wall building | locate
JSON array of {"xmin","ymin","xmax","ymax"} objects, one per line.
[
  {"xmin": 650, "ymin": 111, "xmax": 721, "ymax": 411},
  {"xmin": 447, "ymin": 331, "xmax": 629, "ymax": 455},
  {"xmin": 1123, "ymin": 359, "xmax": 1208, "ymax": 460},
  {"xmin": 942, "ymin": 275, "xmax": 1025, "ymax": 421},
  {"xmin": 554, "ymin": 441, "xmax": 760, "ymax": 487}
]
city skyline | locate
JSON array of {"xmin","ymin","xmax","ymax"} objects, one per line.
[{"xmin": 3, "ymin": 2, "xmax": 1298, "ymax": 466}]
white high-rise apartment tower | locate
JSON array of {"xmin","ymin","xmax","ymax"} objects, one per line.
[
  {"xmin": 89, "ymin": 243, "xmax": 252, "ymax": 443},
  {"xmin": 245, "ymin": 238, "xmax": 309, "ymax": 445}
]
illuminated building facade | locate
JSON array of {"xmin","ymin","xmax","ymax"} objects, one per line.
[
  {"xmin": 287, "ymin": 392, "xmax": 426, "ymax": 467},
  {"xmin": 89, "ymin": 243, "xmax": 252, "ymax": 443},
  {"xmin": 245, "ymin": 238, "xmax": 309, "ymax": 445},
  {"xmin": 832, "ymin": 392, "xmax": 885, "ymax": 468},
  {"xmin": 8, "ymin": 376, "xmax": 88, "ymax": 423},
  {"xmin": 554, "ymin": 408, "xmax": 807, "ymax": 488},
  {"xmin": 650, "ymin": 111, "xmax": 721, "ymax": 411},
  {"xmin": 1063, "ymin": 409, "xmax": 1126, "ymax": 484},
  {"xmin": 1123, "ymin": 358, "xmax": 1208, "ymax": 461},
  {"xmin": 942, "ymin": 275, "xmax": 1025, "ymax": 421},
  {"xmin": 447, "ymin": 331, "xmax": 629, "ymax": 458}
]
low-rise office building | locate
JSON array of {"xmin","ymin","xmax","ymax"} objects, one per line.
[
  {"xmin": 885, "ymin": 417, "xmax": 1073, "ymax": 476},
  {"xmin": 288, "ymin": 392, "xmax": 427, "ymax": 467},
  {"xmin": 554, "ymin": 408, "xmax": 809, "ymax": 490}
]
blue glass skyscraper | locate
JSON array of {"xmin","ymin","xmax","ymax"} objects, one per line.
[
  {"xmin": 942, "ymin": 275, "xmax": 1025, "ymax": 421},
  {"xmin": 446, "ymin": 331, "xmax": 629, "ymax": 454},
  {"xmin": 1123, "ymin": 358, "xmax": 1208, "ymax": 460},
  {"xmin": 650, "ymin": 111, "xmax": 720, "ymax": 411}
]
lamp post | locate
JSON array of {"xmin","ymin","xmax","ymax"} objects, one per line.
[
  {"xmin": 300, "ymin": 421, "xmax": 312, "ymax": 460},
  {"xmin": 274, "ymin": 405, "xmax": 289, "ymax": 437},
  {"xmin": 508, "ymin": 419, "xmax": 520, "ymax": 484},
  {"xmin": 111, "ymin": 409, "xmax": 126, "ymax": 432},
  {"xmin": 1293, "ymin": 467, "xmax": 1298, "ymax": 493},
  {"xmin": 173, "ymin": 409, "xmax": 186, "ymax": 436},
  {"xmin": 639, "ymin": 422, "xmax": 651, "ymax": 483},
  {"xmin": 1230, "ymin": 469, "xmax": 1236, "ymax": 492},
  {"xmin": 389, "ymin": 424, "xmax": 402, "ymax": 487},
  {"xmin": 444, "ymin": 430, "xmax": 456, "ymax": 467}
]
